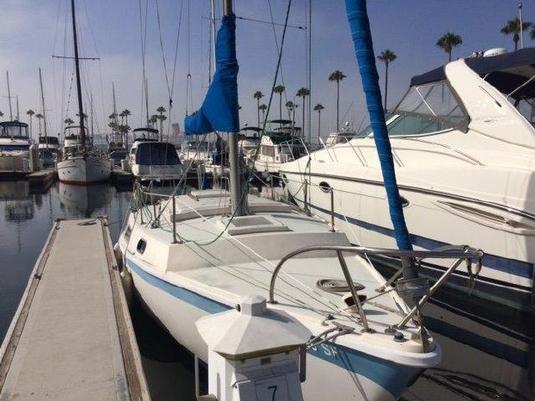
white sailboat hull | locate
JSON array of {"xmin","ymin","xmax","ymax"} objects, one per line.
[
  {"xmin": 57, "ymin": 155, "xmax": 111, "ymax": 184},
  {"xmin": 121, "ymin": 252, "xmax": 430, "ymax": 401}
]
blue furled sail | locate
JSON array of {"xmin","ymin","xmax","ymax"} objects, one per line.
[
  {"xmin": 344, "ymin": 0, "xmax": 413, "ymax": 252},
  {"xmin": 184, "ymin": 14, "xmax": 239, "ymax": 135}
]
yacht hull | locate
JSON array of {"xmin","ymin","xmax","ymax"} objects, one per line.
[
  {"xmin": 57, "ymin": 155, "xmax": 111, "ymax": 184},
  {"xmin": 281, "ymin": 168, "xmax": 535, "ymax": 311},
  {"xmin": 121, "ymin": 252, "xmax": 429, "ymax": 401}
]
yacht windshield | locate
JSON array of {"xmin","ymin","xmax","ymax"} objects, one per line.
[
  {"xmin": 136, "ymin": 143, "xmax": 180, "ymax": 165},
  {"xmin": 1, "ymin": 124, "xmax": 29, "ymax": 138},
  {"xmin": 388, "ymin": 81, "xmax": 469, "ymax": 136}
]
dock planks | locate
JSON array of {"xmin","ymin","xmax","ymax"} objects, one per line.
[{"xmin": 0, "ymin": 218, "xmax": 150, "ymax": 401}]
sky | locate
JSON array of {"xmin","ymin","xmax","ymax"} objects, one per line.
[{"xmin": 0, "ymin": 0, "xmax": 534, "ymax": 140}]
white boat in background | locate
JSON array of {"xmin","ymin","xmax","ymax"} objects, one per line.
[
  {"xmin": 253, "ymin": 119, "xmax": 307, "ymax": 174},
  {"xmin": 129, "ymin": 128, "xmax": 185, "ymax": 183},
  {"xmin": 0, "ymin": 121, "xmax": 34, "ymax": 177},
  {"xmin": 38, "ymin": 136, "xmax": 60, "ymax": 167},
  {"xmin": 282, "ymin": 48, "xmax": 535, "ymax": 311},
  {"xmin": 323, "ymin": 122, "xmax": 359, "ymax": 147},
  {"xmin": 56, "ymin": 0, "xmax": 111, "ymax": 186},
  {"xmin": 58, "ymin": 126, "xmax": 111, "ymax": 185},
  {"xmin": 238, "ymin": 126, "xmax": 261, "ymax": 158}
]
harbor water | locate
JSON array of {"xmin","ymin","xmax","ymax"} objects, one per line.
[{"xmin": 0, "ymin": 180, "xmax": 533, "ymax": 401}]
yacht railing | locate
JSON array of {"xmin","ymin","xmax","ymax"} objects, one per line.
[{"xmin": 269, "ymin": 244, "xmax": 483, "ymax": 330}]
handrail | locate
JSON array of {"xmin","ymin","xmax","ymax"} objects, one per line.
[{"xmin": 269, "ymin": 244, "xmax": 483, "ymax": 329}]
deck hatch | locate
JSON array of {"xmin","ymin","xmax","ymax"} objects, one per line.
[{"xmin": 223, "ymin": 215, "xmax": 290, "ymax": 235}]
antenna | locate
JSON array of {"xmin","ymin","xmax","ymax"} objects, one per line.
[
  {"xmin": 16, "ymin": 96, "xmax": 20, "ymax": 121},
  {"xmin": 519, "ymin": 2, "xmax": 524, "ymax": 49}
]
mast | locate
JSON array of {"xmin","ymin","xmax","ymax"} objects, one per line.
[
  {"xmin": 519, "ymin": 2, "xmax": 524, "ymax": 49},
  {"xmin": 39, "ymin": 67, "xmax": 48, "ymax": 143},
  {"xmin": 209, "ymin": 0, "xmax": 216, "ymax": 85},
  {"xmin": 145, "ymin": 78, "xmax": 150, "ymax": 127},
  {"xmin": 90, "ymin": 93, "xmax": 95, "ymax": 144},
  {"xmin": 224, "ymin": 0, "xmax": 244, "ymax": 216},
  {"xmin": 16, "ymin": 96, "xmax": 20, "ymax": 121},
  {"xmin": 71, "ymin": 0, "xmax": 86, "ymax": 148},
  {"xmin": 6, "ymin": 72, "xmax": 13, "ymax": 121},
  {"xmin": 307, "ymin": 0, "xmax": 312, "ymax": 144}
]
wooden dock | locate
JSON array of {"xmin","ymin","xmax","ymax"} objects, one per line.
[
  {"xmin": 0, "ymin": 218, "xmax": 150, "ymax": 401},
  {"xmin": 27, "ymin": 168, "xmax": 57, "ymax": 192}
]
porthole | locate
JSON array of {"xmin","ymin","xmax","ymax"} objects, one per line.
[
  {"xmin": 136, "ymin": 239, "xmax": 147, "ymax": 254},
  {"xmin": 400, "ymin": 196, "xmax": 410, "ymax": 208},
  {"xmin": 319, "ymin": 181, "xmax": 331, "ymax": 193}
]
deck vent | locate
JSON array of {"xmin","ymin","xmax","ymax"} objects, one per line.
[{"xmin": 316, "ymin": 279, "xmax": 365, "ymax": 293}]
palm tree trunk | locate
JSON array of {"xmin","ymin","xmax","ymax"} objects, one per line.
[
  {"xmin": 256, "ymin": 98, "xmax": 260, "ymax": 127},
  {"xmin": 448, "ymin": 50, "xmax": 452, "ymax": 62},
  {"xmin": 317, "ymin": 110, "xmax": 321, "ymax": 139},
  {"xmin": 29, "ymin": 117, "xmax": 33, "ymax": 139},
  {"xmin": 38, "ymin": 118, "xmax": 42, "ymax": 134},
  {"xmin": 336, "ymin": 81, "xmax": 340, "ymax": 131},
  {"xmin": 279, "ymin": 94, "xmax": 282, "ymax": 122},
  {"xmin": 261, "ymin": 109, "xmax": 265, "ymax": 125},
  {"xmin": 514, "ymin": 37, "xmax": 519, "ymax": 51},
  {"xmin": 384, "ymin": 63, "xmax": 389, "ymax": 111},
  {"xmin": 302, "ymin": 98, "xmax": 305, "ymax": 140}
]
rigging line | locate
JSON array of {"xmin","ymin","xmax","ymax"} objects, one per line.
[
  {"xmin": 138, "ymin": 0, "xmax": 149, "ymax": 126},
  {"xmin": 250, "ymin": 0, "xmax": 292, "ymax": 174},
  {"xmin": 266, "ymin": 0, "xmax": 288, "ymax": 105},
  {"xmin": 167, "ymin": 0, "xmax": 185, "ymax": 139}
]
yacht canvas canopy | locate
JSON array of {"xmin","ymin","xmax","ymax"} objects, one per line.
[{"xmin": 411, "ymin": 48, "xmax": 535, "ymax": 100}]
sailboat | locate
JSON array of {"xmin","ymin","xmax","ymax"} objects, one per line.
[
  {"xmin": 57, "ymin": 0, "xmax": 111, "ymax": 185},
  {"xmin": 116, "ymin": 1, "xmax": 482, "ymax": 400}
]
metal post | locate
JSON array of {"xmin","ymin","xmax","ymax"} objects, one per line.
[
  {"xmin": 172, "ymin": 196, "xmax": 178, "ymax": 243},
  {"xmin": 330, "ymin": 188, "xmax": 335, "ymax": 232},
  {"xmin": 194, "ymin": 355, "xmax": 200, "ymax": 399},
  {"xmin": 336, "ymin": 250, "xmax": 370, "ymax": 332}
]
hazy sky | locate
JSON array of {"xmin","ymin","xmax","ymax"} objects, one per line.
[{"xmin": 0, "ymin": 0, "xmax": 533, "ymax": 139}]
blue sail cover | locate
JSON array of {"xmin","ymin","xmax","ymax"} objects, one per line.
[
  {"xmin": 344, "ymin": 0, "xmax": 413, "ymax": 252},
  {"xmin": 184, "ymin": 14, "xmax": 240, "ymax": 135}
]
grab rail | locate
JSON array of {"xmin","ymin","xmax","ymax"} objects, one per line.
[{"xmin": 269, "ymin": 245, "xmax": 483, "ymax": 330}]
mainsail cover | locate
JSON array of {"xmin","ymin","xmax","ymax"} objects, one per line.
[{"xmin": 184, "ymin": 14, "xmax": 239, "ymax": 135}]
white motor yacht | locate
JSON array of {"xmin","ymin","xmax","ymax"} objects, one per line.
[
  {"xmin": 0, "ymin": 121, "xmax": 33, "ymax": 176},
  {"xmin": 282, "ymin": 48, "xmax": 535, "ymax": 311},
  {"xmin": 253, "ymin": 120, "xmax": 307, "ymax": 175},
  {"xmin": 129, "ymin": 128, "xmax": 185, "ymax": 183}
]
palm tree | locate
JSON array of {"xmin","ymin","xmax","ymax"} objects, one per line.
[
  {"xmin": 296, "ymin": 87, "xmax": 310, "ymax": 139},
  {"xmin": 273, "ymin": 85, "xmax": 285, "ymax": 121},
  {"xmin": 285, "ymin": 101, "xmax": 295, "ymax": 123},
  {"xmin": 328, "ymin": 70, "xmax": 346, "ymax": 131},
  {"xmin": 501, "ymin": 18, "xmax": 532, "ymax": 51},
  {"xmin": 259, "ymin": 103, "xmax": 267, "ymax": 125},
  {"xmin": 150, "ymin": 114, "xmax": 159, "ymax": 130},
  {"xmin": 35, "ymin": 113, "xmax": 44, "ymax": 134},
  {"xmin": 436, "ymin": 32, "xmax": 463, "ymax": 62},
  {"xmin": 64, "ymin": 117, "xmax": 74, "ymax": 126},
  {"xmin": 313, "ymin": 104, "xmax": 324, "ymax": 139},
  {"xmin": 121, "ymin": 109, "xmax": 131, "ymax": 148},
  {"xmin": 377, "ymin": 50, "xmax": 397, "ymax": 111},
  {"xmin": 26, "ymin": 109, "xmax": 35, "ymax": 138},
  {"xmin": 156, "ymin": 106, "xmax": 166, "ymax": 140},
  {"xmin": 253, "ymin": 91, "xmax": 264, "ymax": 127}
]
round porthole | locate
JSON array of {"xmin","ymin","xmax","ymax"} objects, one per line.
[
  {"xmin": 319, "ymin": 181, "xmax": 331, "ymax": 193},
  {"xmin": 400, "ymin": 196, "xmax": 410, "ymax": 208},
  {"xmin": 136, "ymin": 239, "xmax": 147, "ymax": 254}
]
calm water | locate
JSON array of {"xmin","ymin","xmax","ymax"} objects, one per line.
[{"xmin": 0, "ymin": 180, "xmax": 533, "ymax": 401}]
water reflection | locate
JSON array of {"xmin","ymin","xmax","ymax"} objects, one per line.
[{"xmin": 58, "ymin": 182, "xmax": 112, "ymax": 217}]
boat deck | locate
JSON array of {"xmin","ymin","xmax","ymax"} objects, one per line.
[{"xmin": 0, "ymin": 218, "xmax": 150, "ymax": 401}]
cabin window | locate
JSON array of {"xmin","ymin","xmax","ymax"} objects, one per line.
[
  {"xmin": 261, "ymin": 145, "xmax": 275, "ymax": 157},
  {"xmin": 319, "ymin": 181, "xmax": 332, "ymax": 193},
  {"xmin": 136, "ymin": 239, "xmax": 147, "ymax": 254},
  {"xmin": 367, "ymin": 81, "xmax": 469, "ymax": 137}
]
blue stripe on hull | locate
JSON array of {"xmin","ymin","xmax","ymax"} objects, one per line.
[
  {"xmin": 125, "ymin": 256, "xmax": 425, "ymax": 399},
  {"xmin": 297, "ymin": 198, "xmax": 534, "ymax": 280}
]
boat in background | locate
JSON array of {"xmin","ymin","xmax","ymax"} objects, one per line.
[
  {"xmin": 0, "ymin": 121, "xmax": 35, "ymax": 177},
  {"xmin": 252, "ymin": 119, "xmax": 307, "ymax": 175},
  {"xmin": 129, "ymin": 127, "xmax": 185, "ymax": 183},
  {"xmin": 56, "ymin": 0, "xmax": 111, "ymax": 186},
  {"xmin": 38, "ymin": 136, "xmax": 60, "ymax": 167},
  {"xmin": 282, "ymin": 47, "xmax": 535, "ymax": 311}
]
